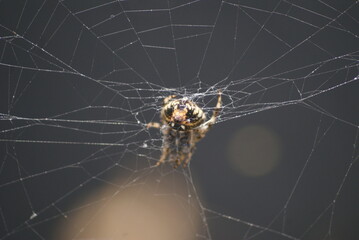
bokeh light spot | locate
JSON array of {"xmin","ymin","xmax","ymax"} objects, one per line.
[
  {"xmin": 227, "ymin": 125, "xmax": 282, "ymax": 177},
  {"xmin": 56, "ymin": 174, "xmax": 201, "ymax": 240}
]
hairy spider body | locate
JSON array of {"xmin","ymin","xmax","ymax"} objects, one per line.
[
  {"xmin": 147, "ymin": 91, "xmax": 222, "ymax": 168},
  {"xmin": 161, "ymin": 97, "xmax": 205, "ymax": 131}
]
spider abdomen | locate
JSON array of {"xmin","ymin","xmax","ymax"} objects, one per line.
[{"xmin": 161, "ymin": 98, "xmax": 206, "ymax": 131}]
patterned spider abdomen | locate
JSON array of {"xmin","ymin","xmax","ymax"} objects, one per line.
[{"xmin": 161, "ymin": 98, "xmax": 206, "ymax": 131}]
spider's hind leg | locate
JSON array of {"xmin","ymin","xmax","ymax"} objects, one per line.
[
  {"xmin": 156, "ymin": 147, "xmax": 169, "ymax": 166},
  {"xmin": 182, "ymin": 151, "xmax": 194, "ymax": 168},
  {"xmin": 174, "ymin": 156, "xmax": 181, "ymax": 168},
  {"xmin": 177, "ymin": 134, "xmax": 194, "ymax": 168}
]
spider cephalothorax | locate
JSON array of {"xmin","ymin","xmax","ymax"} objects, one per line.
[
  {"xmin": 147, "ymin": 91, "xmax": 222, "ymax": 168},
  {"xmin": 161, "ymin": 97, "xmax": 206, "ymax": 131}
]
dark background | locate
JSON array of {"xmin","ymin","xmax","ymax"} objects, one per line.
[{"xmin": 0, "ymin": 0, "xmax": 358, "ymax": 239}]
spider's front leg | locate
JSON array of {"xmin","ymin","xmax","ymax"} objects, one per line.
[
  {"xmin": 197, "ymin": 90, "xmax": 222, "ymax": 140},
  {"xmin": 146, "ymin": 122, "xmax": 161, "ymax": 129},
  {"xmin": 163, "ymin": 95, "xmax": 176, "ymax": 105},
  {"xmin": 205, "ymin": 90, "xmax": 222, "ymax": 127}
]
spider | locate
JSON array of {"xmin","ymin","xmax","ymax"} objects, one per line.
[{"xmin": 147, "ymin": 90, "xmax": 222, "ymax": 168}]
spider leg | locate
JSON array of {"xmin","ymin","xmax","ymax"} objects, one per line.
[
  {"xmin": 204, "ymin": 90, "xmax": 222, "ymax": 127},
  {"xmin": 146, "ymin": 122, "xmax": 161, "ymax": 129},
  {"xmin": 164, "ymin": 148, "xmax": 180, "ymax": 168},
  {"xmin": 163, "ymin": 95, "xmax": 176, "ymax": 105},
  {"xmin": 174, "ymin": 144, "xmax": 183, "ymax": 168},
  {"xmin": 182, "ymin": 150, "xmax": 194, "ymax": 168},
  {"xmin": 156, "ymin": 147, "xmax": 170, "ymax": 166},
  {"xmin": 174, "ymin": 156, "xmax": 181, "ymax": 168},
  {"xmin": 177, "ymin": 132, "xmax": 194, "ymax": 168},
  {"xmin": 166, "ymin": 151, "xmax": 178, "ymax": 168},
  {"xmin": 173, "ymin": 152, "xmax": 190, "ymax": 168}
]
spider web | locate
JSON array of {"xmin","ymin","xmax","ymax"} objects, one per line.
[{"xmin": 0, "ymin": 0, "xmax": 358, "ymax": 239}]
